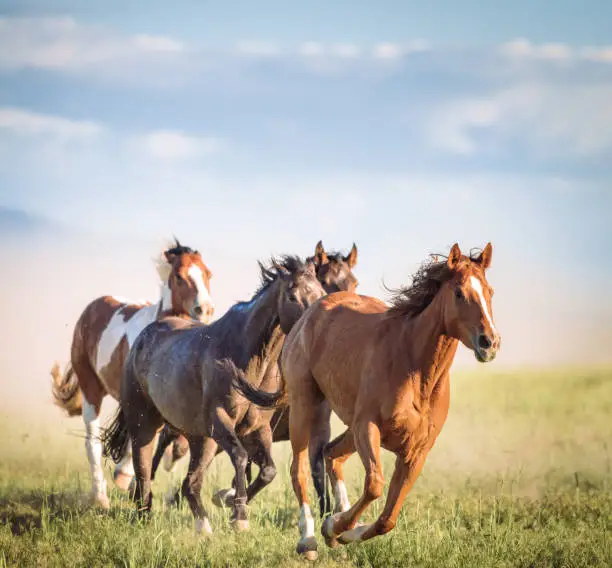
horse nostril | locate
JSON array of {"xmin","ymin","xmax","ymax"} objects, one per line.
[
  {"xmin": 478, "ymin": 334, "xmax": 492, "ymax": 350},
  {"xmin": 193, "ymin": 305, "xmax": 203, "ymax": 316}
]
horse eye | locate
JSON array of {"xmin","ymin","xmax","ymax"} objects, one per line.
[{"xmin": 454, "ymin": 287, "xmax": 464, "ymax": 300}]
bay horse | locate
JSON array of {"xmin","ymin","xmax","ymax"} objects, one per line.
[
  {"xmin": 233, "ymin": 243, "xmax": 501, "ymax": 560},
  {"xmin": 102, "ymin": 256, "xmax": 326, "ymax": 534},
  {"xmin": 153, "ymin": 239, "xmax": 359, "ymax": 517},
  {"xmin": 50, "ymin": 239, "xmax": 214, "ymax": 510}
]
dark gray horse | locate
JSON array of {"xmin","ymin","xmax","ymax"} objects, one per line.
[
  {"xmin": 152, "ymin": 240, "xmax": 360, "ymax": 517},
  {"xmin": 102, "ymin": 256, "xmax": 326, "ymax": 533}
]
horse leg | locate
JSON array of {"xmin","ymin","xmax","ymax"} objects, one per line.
[
  {"xmin": 181, "ymin": 436, "xmax": 219, "ymax": 536},
  {"xmin": 166, "ymin": 435, "xmax": 190, "ymax": 472},
  {"xmin": 324, "ymin": 428, "xmax": 356, "ymax": 514},
  {"xmin": 211, "ymin": 411, "xmax": 250, "ymax": 531},
  {"xmin": 130, "ymin": 427, "xmax": 161, "ymax": 518},
  {"xmin": 151, "ymin": 424, "xmax": 178, "ymax": 480},
  {"xmin": 244, "ymin": 424, "xmax": 277, "ymax": 504},
  {"xmin": 309, "ymin": 400, "xmax": 332, "ymax": 518},
  {"xmin": 288, "ymin": 385, "xmax": 320, "ymax": 560},
  {"xmin": 321, "ymin": 420, "xmax": 384, "ymax": 548},
  {"xmin": 72, "ymin": 356, "xmax": 109, "ymax": 510},
  {"xmin": 341, "ymin": 453, "xmax": 427, "ymax": 544},
  {"xmin": 113, "ymin": 437, "xmax": 135, "ymax": 492}
]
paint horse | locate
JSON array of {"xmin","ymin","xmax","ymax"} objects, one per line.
[
  {"xmin": 50, "ymin": 240, "xmax": 214, "ymax": 510},
  {"xmin": 233, "ymin": 243, "xmax": 501, "ymax": 560},
  {"xmin": 153, "ymin": 240, "xmax": 359, "ymax": 517},
  {"xmin": 102, "ymin": 256, "xmax": 326, "ymax": 534}
]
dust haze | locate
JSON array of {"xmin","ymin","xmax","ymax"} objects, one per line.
[{"xmin": 1, "ymin": 229, "xmax": 610, "ymax": 431}]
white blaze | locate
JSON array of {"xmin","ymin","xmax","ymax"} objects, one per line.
[
  {"xmin": 469, "ymin": 276, "xmax": 497, "ymax": 334},
  {"xmin": 187, "ymin": 264, "xmax": 214, "ymax": 313}
]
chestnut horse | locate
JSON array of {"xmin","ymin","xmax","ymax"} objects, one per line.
[
  {"xmin": 50, "ymin": 240, "xmax": 214, "ymax": 510},
  {"xmin": 102, "ymin": 256, "xmax": 326, "ymax": 533},
  {"xmin": 233, "ymin": 243, "xmax": 501, "ymax": 560},
  {"xmin": 153, "ymin": 239, "xmax": 359, "ymax": 517}
]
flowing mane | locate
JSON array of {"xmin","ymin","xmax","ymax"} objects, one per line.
[
  {"xmin": 253, "ymin": 255, "xmax": 310, "ymax": 297},
  {"xmin": 388, "ymin": 248, "xmax": 484, "ymax": 318}
]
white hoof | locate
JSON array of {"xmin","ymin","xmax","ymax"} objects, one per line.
[
  {"xmin": 195, "ymin": 517, "xmax": 213, "ymax": 536},
  {"xmin": 337, "ymin": 523, "xmax": 370, "ymax": 544},
  {"xmin": 212, "ymin": 488, "xmax": 236, "ymax": 508}
]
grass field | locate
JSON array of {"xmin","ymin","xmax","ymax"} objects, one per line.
[{"xmin": 1, "ymin": 366, "xmax": 611, "ymax": 567}]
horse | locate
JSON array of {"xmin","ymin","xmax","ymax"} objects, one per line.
[
  {"xmin": 232, "ymin": 243, "xmax": 501, "ymax": 560},
  {"xmin": 50, "ymin": 239, "xmax": 214, "ymax": 510},
  {"xmin": 152, "ymin": 239, "xmax": 360, "ymax": 517},
  {"xmin": 102, "ymin": 255, "xmax": 326, "ymax": 534}
]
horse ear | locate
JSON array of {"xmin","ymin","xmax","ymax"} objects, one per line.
[
  {"xmin": 164, "ymin": 250, "xmax": 176, "ymax": 263},
  {"xmin": 344, "ymin": 243, "xmax": 358, "ymax": 268},
  {"xmin": 447, "ymin": 243, "xmax": 462, "ymax": 270},
  {"xmin": 271, "ymin": 260, "xmax": 291, "ymax": 278},
  {"xmin": 314, "ymin": 240, "xmax": 328, "ymax": 266},
  {"xmin": 475, "ymin": 242, "xmax": 493, "ymax": 270}
]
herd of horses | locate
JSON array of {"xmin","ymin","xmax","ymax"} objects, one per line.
[{"xmin": 50, "ymin": 237, "xmax": 500, "ymax": 561}]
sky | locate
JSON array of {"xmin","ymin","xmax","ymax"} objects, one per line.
[{"xmin": 0, "ymin": 0, "xmax": 611, "ymax": 408}]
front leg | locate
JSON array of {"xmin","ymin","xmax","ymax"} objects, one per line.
[
  {"xmin": 321, "ymin": 420, "xmax": 384, "ymax": 548},
  {"xmin": 340, "ymin": 453, "xmax": 426, "ymax": 544}
]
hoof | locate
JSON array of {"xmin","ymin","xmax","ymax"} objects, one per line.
[
  {"xmin": 90, "ymin": 492, "xmax": 110, "ymax": 511},
  {"xmin": 212, "ymin": 488, "xmax": 235, "ymax": 508},
  {"xmin": 321, "ymin": 515, "xmax": 340, "ymax": 548},
  {"xmin": 113, "ymin": 471, "xmax": 134, "ymax": 492},
  {"xmin": 337, "ymin": 523, "xmax": 369, "ymax": 545},
  {"xmin": 195, "ymin": 518, "xmax": 213, "ymax": 536},
  {"xmin": 296, "ymin": 536, "xmax": 318, "ymax": 561},
  {"xmin": 231, "ymin": 518, "xmax": 250, "ymax": 532}
]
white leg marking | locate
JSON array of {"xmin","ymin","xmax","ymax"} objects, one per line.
[
  {"xmin": 333, "ymin": 480, "xmax": 351, "ymax": 512},
  {"xmin": 83, "ymin": 399, "xmax": 109, "ymax": 507},
  {"xmin": 298, "ymin": 504, "xmax": 315, "ymax": 539},
  {"xmin": 113, "ymin": 437, "xmax": 135, "ymax": 490},
  {"xmin": 469, "ymin": 276, "xmax": 497, "ymax": 334},
  {"xmin": 195, "ymin": 517, "xmax": 213, "ymax": 535}
]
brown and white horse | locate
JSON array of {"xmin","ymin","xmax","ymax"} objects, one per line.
[
  {"xmin": 233, "ymin": 243, "xmax": 501, "ymax": 559},
  {"xmin": 50, "ymin": 240, "xmax": 214, "ymax": 509}
]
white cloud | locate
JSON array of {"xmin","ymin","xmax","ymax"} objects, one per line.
[
  {"xmin": 234, "ymin": 41, "xmax": 280, "ymax": 57},
  {"xmin": 0, "ymin": 107, "xmax": 104, "ymax": 139},
  {"xmin": 0, "ymin": 17, "xmax": 186, "ymax": 71},
  {"xmin": 138, "ymin": 130, "xmax": 223, "ymax": 162},
  {"xmin": 426, "ymin": 83, "xmax": 612, "ymax": 157},
  {"xmin": 372, "ymin": 42, "xmax": 404, "ymax": 60},
  {"xmin": 329, "ymin": 44, "xmax": 360, "ymax": 59},
  {"xmin": 299, "ymin": 42, "xmax": 325, "ymax": 57}
]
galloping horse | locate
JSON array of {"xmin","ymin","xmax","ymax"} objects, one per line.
[
  {"xmin": 233, "ymin": 243, "xmax": 501, "ymax": 560},
  {"xmin": 50, "ymin": 240, "xmax": 214, "ymax": 509},
  {"xmin": 102, "ymin": 256, "xmax": 326, "ymax": 534},
  {"xmin": 153, "ymin": 240, "xmax": 359, "ymax": 517}
]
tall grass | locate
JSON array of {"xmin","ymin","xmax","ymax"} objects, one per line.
[{"xmin": 1, "ymin": 366, "xmax": 611, "ymax": 567}]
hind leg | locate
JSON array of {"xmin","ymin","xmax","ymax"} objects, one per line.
[
  {"xmin": 288, "ymin": 376, "xmax": 324, "ymax": 560},
  {"xmin": 131, "ymin": 426, "xmax": 162, "ymax": 517},
  {"xmin": 181, "ymin": 436, "xmax": 219, "ymax": 535},
  {"xmin": 325, "ymin": 428, "xmax": 356, "ymax": 514},
  {"xmin": 72, "ymin": 356, "xmax": 109, "ymax": 510},
  {"xmin": 309, "ymin": 400, "xmax": 332, "ymax": 518},
  {"xmin": 243, "ymin": 424, "xmax": 277, "ymax": 504},
  {"xmin": 212, "ymin": 411, "xmax": 251, "ymax": 531}
]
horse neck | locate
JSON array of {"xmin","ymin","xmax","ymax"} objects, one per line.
[
  {"xmin": 243, "ymin": 280, "xmax": 284, "ymax": 362},
  {"xmin": 397, "ymin": 292, "xmax": 458, "ymax": 399}
]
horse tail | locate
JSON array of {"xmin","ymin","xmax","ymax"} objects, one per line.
[
  {"xmin": 50, "ymin": 361, "xmax": 82, "ymax": 417},
  {"xmin": 226, "ymin": 358, "xmax": 287, "ymax": 409},
  {"xmin": 101, "ymin": 407, "xmax": 129, "ymax": 464}
]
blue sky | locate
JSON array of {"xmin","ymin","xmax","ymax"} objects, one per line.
[{"xmin": 0, "ymin": 1, "xmax": 611, "ymax": 367}]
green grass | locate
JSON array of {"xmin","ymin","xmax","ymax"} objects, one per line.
[{"xmin": 1, "ymin": 366, "xmax": 611, "ymax": 567}]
